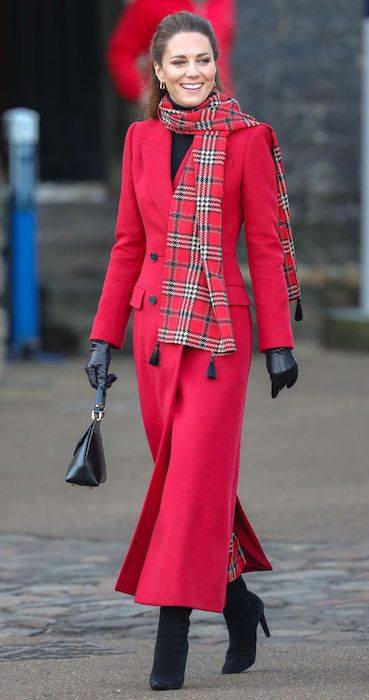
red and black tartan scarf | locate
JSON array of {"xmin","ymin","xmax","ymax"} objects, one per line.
[{"xmin": 148, "ymin": 91, "xmax": 301, "ymax": 376}]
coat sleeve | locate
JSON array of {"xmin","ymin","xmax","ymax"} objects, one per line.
[
  {"xmin": 106, "ymin": 2, "xmax": 155, "ymax": 101},
  {"xmin": 89, "ymin": 122, "xmax": 146, "ymax": 349},
  {"xmin": 242, "ymin": 124, "xmax": 294, "ymax": 352}
]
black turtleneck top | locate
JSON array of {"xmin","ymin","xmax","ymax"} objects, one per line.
[
  {"xmin": 168, "ymin": 96, "xmax": 194, "ymax": 182},
  {"xmin": 168, "ymin": 92, "xmax": 216, "ymax": 181}
]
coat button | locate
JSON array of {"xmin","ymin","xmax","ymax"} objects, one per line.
[
  {"xmin": 150, "ymin": 252, "xmax": 158, "ymax": 262},
  {"xmin": 148, "ymin": 295, "xmax": 157, "ymax": 305}
]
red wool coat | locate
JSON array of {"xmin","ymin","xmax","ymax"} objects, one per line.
[
  {"xmin": 106, "ymin": 0, "xmax": 236, "ymax": 101},
  {"xmin": 90, "ymin": 118, "xmax": 294, "ymax": 613}
]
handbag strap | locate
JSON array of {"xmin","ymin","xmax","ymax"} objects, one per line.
[{"xmin": 92, "ymin": 386, "xmax": 106, "ymax": 421}]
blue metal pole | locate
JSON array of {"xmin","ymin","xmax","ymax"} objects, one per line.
[
  {"xmin": 361, "ymin": 0, "xmax": 369, "ymax": 311},
  {"xmin": 3, "ymin": 109, "xmax": 40, "ymax": 357},
  {"xmin": 9, "ymin": 208, "xmax": 39, "ymax": 352}
]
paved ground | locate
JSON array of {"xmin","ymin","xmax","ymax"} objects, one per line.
[
  {"xmin": 1, "ymin": 534, "xmax": 368, "ymax": 649},
  {"xmin": 2, "ymin": 642, "xmax": 369, "ymax": 700},
  {"xmin": 1, "ymin": 342, "xmax": 369, "ymax": 698}
]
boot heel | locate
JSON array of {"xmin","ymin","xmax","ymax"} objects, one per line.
[{"xmin": 260, "ymin": 612, "xmax": 271, "ymax": 637}]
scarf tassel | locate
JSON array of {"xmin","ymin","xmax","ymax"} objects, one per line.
[
  {"xmin": 207, "ymin": 354, "xmax": 217, "ymax": 379},
  {"xmin": 149, "ymin": 341, "xmax": 160, "ymax": 366},
  {"xmin": 294, "ymin": 299, "xmax": 303, "ymax": 322}
]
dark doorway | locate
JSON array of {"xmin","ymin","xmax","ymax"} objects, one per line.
[{"xmin": 2, "ymin": 0, "xmax": 104, "ymax": 180}]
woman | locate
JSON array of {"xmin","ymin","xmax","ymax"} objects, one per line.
[{"xmin": 86, "ymin": 11, "xmax": 300, "ymax": 691}]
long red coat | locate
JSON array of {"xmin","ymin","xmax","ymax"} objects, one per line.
[
  {"xmin": 106, "ymin": 0, "xmax": 236, "ymax": 101},
  {"xmin": 90, "ymin": 118, "xmax": 294, "ymax": 613}
]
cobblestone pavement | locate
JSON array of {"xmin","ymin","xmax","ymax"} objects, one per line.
[{"xmin": 1, "ymin": 533, "xmax": 368, "ymax": 662}]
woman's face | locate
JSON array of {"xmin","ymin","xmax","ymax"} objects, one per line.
[{"xmin": 154, "ymin": 32, "xmax": 217, "ymax": 108}]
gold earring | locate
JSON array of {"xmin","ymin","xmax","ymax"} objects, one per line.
[{"xmin": 159, "ymin": 80, "xmax": 166, "ymax": 90}]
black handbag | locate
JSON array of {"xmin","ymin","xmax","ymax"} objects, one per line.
[{"xmin": 65, "ymin": 387, "xmax": 107, "ymax": 488}]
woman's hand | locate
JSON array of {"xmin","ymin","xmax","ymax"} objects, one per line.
[
  {"xmin": 85, "ymin": 340, "xmax": 118, "ymax": 390},
  {"xmin": 265, "ymin": 347, "xmax": 298, "ymax": 399}
]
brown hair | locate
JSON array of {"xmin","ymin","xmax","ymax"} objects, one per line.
[{"xmin": 145, "ymin": 11, "xmax": 222, "ymax": 119}]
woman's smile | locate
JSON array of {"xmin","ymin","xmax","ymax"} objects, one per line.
[{"xmin": 180, "ymin": 83, "xmax": 203, "ymax": 90}]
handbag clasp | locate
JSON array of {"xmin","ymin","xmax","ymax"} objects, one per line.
[
  {"xmin": 92, "ymin": 387, "xmax": 106, "ymax": 421},
  {"xmin": 92, "ymin": 403, "xmax": 105, "ymax": 421}
]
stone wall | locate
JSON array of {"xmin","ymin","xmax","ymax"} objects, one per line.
[{"xmin": 233, "ymin": 0, "xmax": 362, "ymax": 266}]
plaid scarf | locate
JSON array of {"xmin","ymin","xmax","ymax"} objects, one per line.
[{"xmin": 148, "ymin": 92, "xmax": 301, "ymax": 375}]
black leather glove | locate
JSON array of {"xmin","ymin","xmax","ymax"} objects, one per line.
[
  {"xmin": 85, "ymin": 340, "xmax": 118, "ymax": 390},
  {"xmin": 265, "ymin": 347, "xmax": 298, "ymax": 399}
]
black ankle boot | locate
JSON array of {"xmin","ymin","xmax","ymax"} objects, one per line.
[
  {"xmin": 149, "ymin": 605, "xmax": 192, "ymax": 690},
  {"xmin": 221, "ymin": 575, "xmax": 270, "ymax": 674}
]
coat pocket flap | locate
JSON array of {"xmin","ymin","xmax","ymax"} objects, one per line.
[
  {"xmin": 129, "ymin": 284, "xmax": 145, "ymax": 309},
  {"xmin": 225, "ymin": 284, "xmax": 251, "ymax": 306}
]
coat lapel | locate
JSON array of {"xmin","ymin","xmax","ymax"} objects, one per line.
[{"xmin": 141, "ymin": 125, "xmax": 173, "ymax": 228}]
